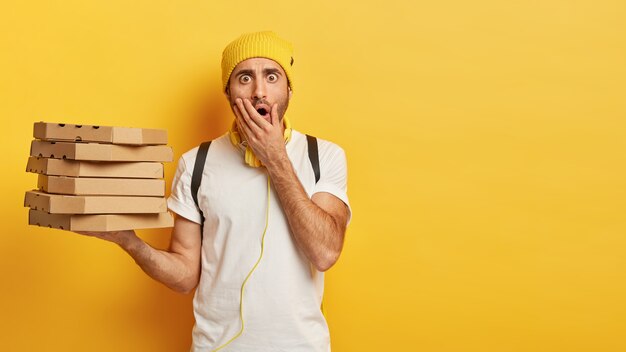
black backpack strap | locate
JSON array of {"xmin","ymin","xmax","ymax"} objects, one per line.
[
  {"xmin": 306, "ymin": 134, "xmax": 320, "ymax": 184},
  {"xmin": 191, "ymin": 141, "xmax": 211, "ymax": 239}
]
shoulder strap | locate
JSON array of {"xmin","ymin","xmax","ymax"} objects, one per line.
[
  {"xmin": 191, "ymin": 137, "xmax": 317, "ymax": 238},
  {"xmin": 306, "ymin": 134, "xmax": 320, "ymax": 184},
  {"xmin": 191, "ymin": 141, "xmax": 212, "ymax": 238}
]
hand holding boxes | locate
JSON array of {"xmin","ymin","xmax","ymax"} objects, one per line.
[{"xmin": 25, "ymin": 122, "xmax": 175, "ymax": 231}]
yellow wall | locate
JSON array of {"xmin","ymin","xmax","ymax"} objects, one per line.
[{"xmin": 1, "ymin": 1, "xmax": 625, "ymax": 351}]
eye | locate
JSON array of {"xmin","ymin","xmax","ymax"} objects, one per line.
[
  {"xmin": 267, "ymin": 74, "xmax": 278, "ymax": 82},
  {"xmin": 239, "ymin": 75, "xmax": 251, "ymax": 83}
]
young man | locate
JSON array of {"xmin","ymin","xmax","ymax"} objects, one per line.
[{"xmin": 79, "ymin": 31, "xmax": 351, "ymax": 351}]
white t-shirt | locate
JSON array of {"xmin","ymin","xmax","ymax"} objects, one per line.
[{"xmin": 167, "ymin": 130, "xmax": 351, "ymax": 352}]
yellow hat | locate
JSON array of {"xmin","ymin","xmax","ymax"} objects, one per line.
[{"xmin": 221, "ymin": 31, "xmax": 295, "ymax": 92}]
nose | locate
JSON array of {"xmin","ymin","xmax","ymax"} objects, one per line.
[{"xmin": 253, "ymin": 79, "xmax": 267, "ymax": 99}]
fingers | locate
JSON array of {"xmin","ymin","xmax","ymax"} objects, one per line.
[
  {"xmin": 235, "ymin": 105, "xmax": 262, "ymax": 150},
  {"xmin": 231, "ymin": 99, "xmax": 287, "ymax": 167},
  {"xmin": 232, "ymin": 103, "xmax": 250, "ymax": 140},
  {"xmin": 75, "ymin": 230, "xmax": 105, "ymax": 236},
  {"xmin": 73, "ymin": 230, "xmax": 116, "ymax": 241},
  {"xmin": 235, "ymin": 98, "xmax": 264, "ymax": 131},
  {"xmin": 271, "ymin": 103, "xmax": 279, "ymax": 127},
  {"xmin": 243, "ymin": 99, "xmax": 271, "ymax": 128},
  {"xmin": 234, "ymin": 99, "xmax": 259, "ymax": 140},
  {"xmin": 234, "ymin": 98, "xmax": 281, "ymax": 139},
  {"xmin": 234, "ymin": 98, "xmax": 252, "ymax": 127}
]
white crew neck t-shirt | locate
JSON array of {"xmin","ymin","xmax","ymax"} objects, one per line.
[{"xmin": 167, "ymin": 130, "xmax": 351, "ymax": 352}]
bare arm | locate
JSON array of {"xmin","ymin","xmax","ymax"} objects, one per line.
[
  {"xmin": 234, "ymin": 99, "xmax": 350, "ymax": 271},
  {"xmin": 266, "ymin": 154, "xmax": 349, "ymax": 271},
  {"xmin": 77, "ymin": 214, "xmax": 202, "ymax": 293}
]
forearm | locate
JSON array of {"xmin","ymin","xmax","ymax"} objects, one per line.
[
  {"xmin": 232, "ymin": 99, "xmax": 346, "ymax": 270},
  {"xmin": 112, "ymin": 231, "xmax": 198, "ymax": 293},
  {"xmin": 266, "ymin": 155, "xmax": 344, "ymax": 271}
]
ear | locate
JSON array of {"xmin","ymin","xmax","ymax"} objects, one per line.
[
  {"xmin": 224, "ymin": 86, "xmax": 231, "ymax": 99},
  {"xmin": 288, "ymin": 86, "xmax": 292, "ymax": 100}
]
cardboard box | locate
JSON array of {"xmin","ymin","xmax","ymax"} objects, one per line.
[
  {"xmin": 29, "ymin": 209, "xmax": 174, "ymax": 231},
  {"xmin": 24, "ymin": 190, "xmax": 167, "ymax": 214},
  {"xmin": 26, "ymin": 156, "xmax": 164, "ymax": 178},
  {"xmin": 38, "ymin": 175, "xmax": 165, "ymax": 196},
  {"xmin": 30, "ymin": 140, "xmax": 173, "ymax": 162},
  {"xmin": 33, "ymin": 122, "xmax": 168, "ymax": 145}
]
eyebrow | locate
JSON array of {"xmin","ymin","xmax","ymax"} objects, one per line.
[
  {"xmin": 233, "ymin": 68, "xmax": 283, "ymax": 78},
  {"xmin": 234, "ymin": 69, "xmax": 254, "ymax": 78},
  {"xmin": 263, "ymin": 68, "xmax": 283, "ymax": 76}
]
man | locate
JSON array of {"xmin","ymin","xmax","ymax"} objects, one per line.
[{"xmin": 79, "ymin": 31, "xmax": 351, "ymax": 351}]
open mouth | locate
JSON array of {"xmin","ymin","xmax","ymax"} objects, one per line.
[{"xmin": 254, "ymin": 103, "xmax": 271, "ymax": 117}]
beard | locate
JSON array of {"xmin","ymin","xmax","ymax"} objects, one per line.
[{"xmin": 229, "ymin": 92, "xmax": 290, "ymax": 123}]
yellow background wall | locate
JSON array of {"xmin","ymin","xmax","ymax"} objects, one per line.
[{"xmin": 1, "ymin": 1, "xmax": 625, "ymax": 351}]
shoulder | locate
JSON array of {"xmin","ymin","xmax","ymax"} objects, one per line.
[
  {"xmin": 292, "ymin": 130, "xmax": 345, "ymax": 155},
  {"xmin": 291, "ymin": 130, "xmax": 347, "ymax": 174},
  {"xmin": 317, "ymin": 137, "xmax": 345, "ymax": 155},
  {"xmin": 179, "ymin": 133, "xmax": 231, "ymax": 165},
  {"xmin": 305, "ymin": 132, "xmax": 347, "ymax": 163}
]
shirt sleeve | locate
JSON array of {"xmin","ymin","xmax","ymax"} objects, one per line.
[
  {"xmin": 167, "ymin": 151, "xmax": 203, "ymax": 224},
  {"xmin": 312, "ymin": 142, "xmax": 352, "ymax": 224}
]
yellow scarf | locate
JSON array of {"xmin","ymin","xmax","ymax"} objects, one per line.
[{"xmin": 229, "ymin": 116, "xmax": 292, "ymax": 167}]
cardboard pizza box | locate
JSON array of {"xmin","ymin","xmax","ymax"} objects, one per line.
[
  {"xmin": 33, "ymin": 122, "xmax": 168, "ymax": 145},
  {"xmin": 26, "ymin": 157, "xmax": 164, "ymax": 178},
  {"xmin": 24, "ymin": 191, "xmax": 167, "ymax": 214},
  {"xmin": 30, "ymin": 140, "xmax": 173, "ymax": 162},
  {"xmin": 38, "ymin": 175, "xmax": 165, "ymax": 196},
  {"xmin": 29, "ymin": 209, "xmax": 174, "ymax": 231}
]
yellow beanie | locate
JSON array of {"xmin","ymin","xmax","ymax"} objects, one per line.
[{"xmin": 221, "ymin": 31, "xmax": 294, "ymax": 92}]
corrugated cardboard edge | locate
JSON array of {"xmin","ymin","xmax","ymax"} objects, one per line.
[
  {"xmin": 26, "ymin": 157, "xmax": 52, "ymax": 174},
  {"xmin": 30, "ymin": 140, "xmax": 78, "ymax": 159},
  {"xmin": 26, "ymin": 157, "xmax": 164, "ymax": 178},
  {"xmin": 29, "ymin": 209, "xmax": 174, "ymax": 231},
  {"xmin": 24, "ymin": 190, "xmax": 167, "ymax": 214},
  {"xmin": 37, "ymin": 175, "xmax": 166, "ymax": 196},
  {"xmin": 30, "ymin": 140, "xmax": 173, "ymax": 162},
  {"xmin": 34, "ymin": 122, "xmax": 113, "ymax": 143},
  {"xmin": 24, "ymin": 191, "xmax": 56, "ymax": 212},
  {"xmin": 34, "ymin": 122, "xmax": 167, "ymax": 145}
]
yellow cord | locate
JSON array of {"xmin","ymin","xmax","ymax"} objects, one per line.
[
  {"xmin": 211, "ymin": 175, "xmax": 271, "ymax": 351},
  {"xmin": 213, "ymin": 117, "xmax": 292, "ymax": 349}
]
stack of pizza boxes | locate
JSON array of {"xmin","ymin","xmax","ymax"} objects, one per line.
[{"xmin": 24, "ymin": 122, "xmax": 174, "ymax": 231}]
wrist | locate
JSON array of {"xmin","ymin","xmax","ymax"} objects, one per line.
[
  {"xmin": 112, "ymin": 230, "xmax": 138, "ymax": 249},
  {"xmin": 265, "ymin": 150, "xmax": 290, "ymax": 174}
]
